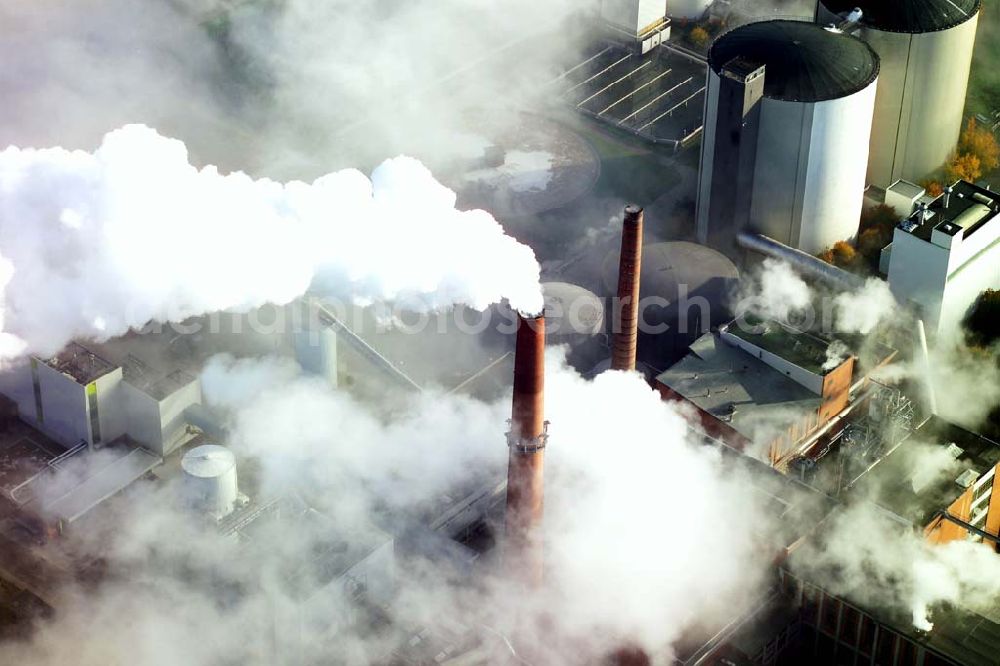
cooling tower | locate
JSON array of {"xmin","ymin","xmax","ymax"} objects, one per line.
[
  {"xmin": 182, "ymin": 444, "xmax": 238, "ymax": 520},
  {"xmin": 817, "ymin": 1, "xmax": 980, "ymax": 188},
  {"xmin": 696, "ymin": 20, "xmax": 880, "ymax": 255}
]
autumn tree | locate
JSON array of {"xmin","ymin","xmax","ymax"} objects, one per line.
[
  {"xmin": 959, "ymin": 117, "xmax": 1000, "ymax": 172},
  {"xmin": 920, "ymin": 180, "xmax": 944, "ymax": 197},
  {"xmin": 689, "ymin": 26, "xmax": 710, "ymax": 48},
  {"xmin": 947, "ymin": 152, "xmax": 982, "ymax": 183}
]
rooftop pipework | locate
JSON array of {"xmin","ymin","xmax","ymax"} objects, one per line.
[
  {"xmin": 611, "ymin": 205, "xmax": 643, "ymax": 371},
  {"xmin": 505, "ymin": 312, "xmax": 547, "ymax": 587}
]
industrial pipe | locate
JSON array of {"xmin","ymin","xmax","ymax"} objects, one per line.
[
  {"xmin": 611, "ymin": 205, "xmax": 643, "ymax": 371},
  {"xmin": 737, "ymin": 231, "xmax": 864, "ymax": 291},
  {"xmin": 505, "ymin": 312, "xmax": 547, "ymax": 586},
  {"xmin": 916, "ymin": 319, "xmax": 938, "ymax": 416}
]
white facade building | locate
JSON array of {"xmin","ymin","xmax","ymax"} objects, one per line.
[
  {"xmin": 887, "ymin": 181, "xmax": 1000, "ymax": 339},
  {"xmin": 0, "ymin": 342, "xmax": 201, "ymax": 455},
  {"xmin": 600, "ymin": 0, "xmax": 670, "ymax": 53}
]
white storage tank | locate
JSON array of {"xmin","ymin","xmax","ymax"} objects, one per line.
[
  {"xmin": 697, "ymin": 20, "xmax": 880, "ymax": 255},
  {"xmin": 541, "ymin": 281, "xmax": 606, "ymax": 371},
  {"xmin": 541, "ymin": 282, "xmax": 604, "ymax": 339},
  {"xmin": 182, "ymin": 444, "xmax": 238, "ymax": 520},
  {"xmin": 817, "ymin": 0, "xmax": 980, "ymax": 188}
]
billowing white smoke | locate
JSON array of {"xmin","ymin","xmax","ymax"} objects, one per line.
[
  {"xmin": 833, "ymin": 278, "xmax": 898, "ymax": 335},
  {"xmin": 737, "ymin": 258, "xmax": 813, "ymax": 323},
  {"xmin": 791, "ymin": 502, "xmax": 1000, "ymax": 632},
  {"xmin": 0, "ymin": 125, "xmax": 542, "ymax": 359},
  {"xmin": 740, "ymin": 259, "xmax": 899, "ymax": 335},
  {"xmin": 0, "ymin": 352, "xmax": 766, "ymax": 664}
]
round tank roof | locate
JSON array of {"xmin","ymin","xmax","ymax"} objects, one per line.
[
  {"xmin": 601, "ymin": 241, "xmax": 739, "ymax": 304},
  {"xmin": 820, "ymin": 0, "xmax": 980, "ymax": 33},
  {"xmin": 708, "ymin": 20, "xmax": 879, "ymax": 102},
  {"xmin": 182, "ymin": 445, "xmax": 236, "ymax": 478},
  {"xmin": 541, "ymin": 282, "xmax": 604, "ymax": 336}
]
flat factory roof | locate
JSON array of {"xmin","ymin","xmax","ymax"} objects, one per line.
[
  {"xmin": 851, "ymin": 415, "xmax": 1000, "ymax": 527},
  {"xmin": 42, "ymin": 342, "xmax": 118, "ymax": 385},
  {"xmin": 726, "ymin": 318, "xmax": 841, "ymax": 377},
  {"xmin": 657, "ymin": 332, "xmax": 822, "ymax": 443},
  {"xmin": 899, "ymin": 180, "xmax": 1000, "ymax": 242},
  {"xmin": 38, "ymin": 445, "xmax": 161, "ymax": 524}
]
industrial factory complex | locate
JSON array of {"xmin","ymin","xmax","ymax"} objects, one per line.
[{"xmin": 3, "ymin": 0, "xmax": 1000, "ymax": 665}]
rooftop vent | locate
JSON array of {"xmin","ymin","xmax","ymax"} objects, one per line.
[{"xmin": 956, "ymin": 468, "xmax": 979, "ymax": 489}]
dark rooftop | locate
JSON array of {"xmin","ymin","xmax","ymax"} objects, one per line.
[
  {"xmin": 656, "ymin": 331, "xmax": 822, "ymax": 443},
  {"xmin": 725, "ymin": 318, "xmax": 845, "ymax": 377},
  {"xmin": 898, "ymin": 180, "xmax": 1000, "ymax": 242},
  {"xmin": 821, "ymin": 0, "xmax": 980, "ymax": 34},
  {"xmin": 561, "ymin": 44, "xmax": 707, "ymax": 145},
  {"xmin": 43, "ymin": 343, "xmax": 118, "ymax": 385},
  {"xmin": 709, "ymin": 20, "xmax": 879, "ymax": 102},
  {"xmin": 852, "ymin": 416, "xmax": 1000, "ymax": 527}
]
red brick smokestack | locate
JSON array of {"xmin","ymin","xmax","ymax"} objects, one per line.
[
  {"xmin": 611, "ymin": 204, "xmax": 643, "ymax": 371},
  {"xmin": 505, "ymin": 311, "xmax": 547, "ymax": 586}
]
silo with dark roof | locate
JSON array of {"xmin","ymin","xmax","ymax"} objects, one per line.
[
  {"xmin": 817, "ymin": 0, "xmax": 980, "ymax": 188},
  {"xmin": 696, "ymin": 20, "xmax": 880, "ymax": 255}
]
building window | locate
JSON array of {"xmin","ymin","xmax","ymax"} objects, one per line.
[{"xmin": 86, "ymin": 382, "xmax": 101, "ymax": 445}]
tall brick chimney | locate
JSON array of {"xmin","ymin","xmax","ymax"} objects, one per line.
[
  {"xmin": 505, "ymin": 311, "xmax": 547, "ymax": 586},
  {"xmin": 611, "ymin": 205, "xmax": 643, "ymax": 371}
]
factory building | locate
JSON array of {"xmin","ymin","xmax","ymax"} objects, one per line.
[
  {"xmin": 885, "ymin": 180, "xmax": 1000, "ymax": 338},
  {"xmin": 0, "ymin": 342, "xmax": 200, "ymax": 456},
  {"xmin": 696, "ymin": 20, "xmax": 879, "ymax": 255},
  {"xmin": 817, "ymin": 0, "xmax": 981, "ymax": 189},
  {"xmin": 599, "ymin": 0, "xmax": 671, "ymax": 54},
  {"xmin": 656, "ymin": 319, "xmax": 856, "ymax": 466},
  {"xmin": 776, "ymin": 417, "xmax": 1000, "ymax": 666}
]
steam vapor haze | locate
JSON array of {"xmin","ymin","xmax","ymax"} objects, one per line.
[
  {"xmin": 0, "ymin": 125, "xmax": 542, "ymax": 360},
  {"xmin": 0, "ymin": 353, "xmax": 769, "ymax": 664}
]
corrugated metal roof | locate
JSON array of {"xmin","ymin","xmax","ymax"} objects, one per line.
[
  {"xmin": 821, "ymin": 0, "xmax": 980, "ymax": 34},
  {"xmin": 709, "ymin": 20, "xmax": 880, "ymax": 102}
]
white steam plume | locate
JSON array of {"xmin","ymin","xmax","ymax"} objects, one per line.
[
  {"xmin": 833, "ymin": 278, "xmax": 898, "ymax": 335},
  {"xmin": 0, "ymin": 125, "xmax": 542, "ymax": 359},
  {"xmin": 738, "ymin": 258, "xmax": 813, "ymax": 323},
  {"xmin": 0, "ymin": 352, "xmax": 767, "ymax": 664},
  {"xmin": 740, "ymin": 260, "xmax": 899, "ymax": 335},
  {"xmin": 791, "ymin": 502, "xmax": 1000, "ymax": 632}
]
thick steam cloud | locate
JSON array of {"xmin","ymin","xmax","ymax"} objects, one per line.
[{"xmin": 0, "ymin": 125, "xmax": 543, "ymax": 359}]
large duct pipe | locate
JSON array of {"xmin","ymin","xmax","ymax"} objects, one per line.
[
  {"xmin": 505, "ymin": 312, "xmax": 547, "ymax": 586},
  {"xmin": 737, "ymin": 231, "xmax": 864, "ymax": 291},
  {"xmin": 611, "ymin": 205, "xmax": 643, "ymax": 371},
  {"xmin": 916, "ymin": 319, "xmax": 937, "ymax": 416}
]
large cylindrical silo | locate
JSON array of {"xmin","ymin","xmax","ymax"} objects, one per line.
[
  {"xmin": 181, "ymin": 444, "xmax": 238, "ymax": 520},
  {"xmin": 696, "ymin": 20, "xmax": 879, "ymax": 255},
  {"xmin": 817, "ymin": 0, "xmax": 980, "ymax": 188}
]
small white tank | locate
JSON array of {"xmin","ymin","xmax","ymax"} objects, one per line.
[{"xmin": 181, "ymin": 444, "xmax": 238, "ymax": 520}]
